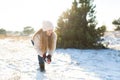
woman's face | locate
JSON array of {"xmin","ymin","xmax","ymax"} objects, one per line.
[{"xmin": 46, "ymin": 29, "xmax": 53, "ymax": 36}]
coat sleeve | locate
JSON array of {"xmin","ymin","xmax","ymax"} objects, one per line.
[
  {"xmin": 48, "ymin": 32, "xmax": 57, "ymax": 56},
  {"xmin": 32, "ymin": 34, "xmax": 43, "ymax": 57}
]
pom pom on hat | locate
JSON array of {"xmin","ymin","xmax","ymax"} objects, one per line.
[{"xmin": 42, "ymin": 21, "xmax": 54, "ymax": 31}]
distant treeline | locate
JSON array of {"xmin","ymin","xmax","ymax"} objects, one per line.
[{"xmin": 0, "ymin": 26, "xmax": 35, "ymax": 36}]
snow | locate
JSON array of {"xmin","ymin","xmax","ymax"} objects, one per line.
[
  {"xmin": 103, "ymin": 31, "xmax": 120, "ymax": 50},
  {"xmin": 0, "ymin": 31, "xmax": 120, "ymax": 80}
]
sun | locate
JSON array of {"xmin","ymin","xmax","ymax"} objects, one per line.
[{"xmin": 0, "ymin": 0, "xmax": 72, "ymax": 31}]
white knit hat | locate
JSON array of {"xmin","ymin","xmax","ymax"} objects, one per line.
[{"xmin": 42, "ymin": 21, "xmax": 54, "ymax": 31}]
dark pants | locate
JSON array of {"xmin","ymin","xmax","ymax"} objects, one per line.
[{"xmin": 38, "ymin": 55, "xmax": 44, "ymax": 64}]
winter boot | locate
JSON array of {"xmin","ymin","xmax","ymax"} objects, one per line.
[{"xmin": 39, "ymin": 63, "xmax": 45, "ymax": 72}]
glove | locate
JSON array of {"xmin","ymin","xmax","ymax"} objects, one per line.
[
  {"xmin": 46, "ymin": 54, "xmax": 52, "ymax": 64},
  {"xmin": 43, "ymin": 53, "xmax": 46, "ymax": 61},
  {"xmin": 31, "ymin": 40, "xmax": 34, "ymax": 46}
]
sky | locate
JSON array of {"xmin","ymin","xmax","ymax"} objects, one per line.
[
  {"xmin": 0, "ymin": 0, "xmax": 120, "ymax": 31},
  {"xmin": 95, "ymin": 0, "xmax": 120, "ymax": 31}
]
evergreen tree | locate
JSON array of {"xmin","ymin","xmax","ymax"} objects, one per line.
[
  {"xmin": 0, "ymin": 28, "xmax": 6, "ymax": 35},
  {"xmin": 56, "ymin": 0, "xmax": 106, "ymax": 49},
  {"xmin": 112, "ymin": 18, "xmax": 120, "ymax": 31},
  {"xmin": 23, "ymin": 26, "xmax": 35, "ymax": 36}
]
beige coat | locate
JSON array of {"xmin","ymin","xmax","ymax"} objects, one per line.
[{"xmin": 32, "ymin": 29, "xmax": 57, "ymax": 57}]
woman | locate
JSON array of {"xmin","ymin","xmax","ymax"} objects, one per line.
[{"xmin": 31, "ymin": 21, "xmax": 57, "ymax": 72}]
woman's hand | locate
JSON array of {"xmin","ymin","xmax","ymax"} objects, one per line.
[{"xmin": 43, "ymin": 53, "xmax": 52, "ymax": 64}]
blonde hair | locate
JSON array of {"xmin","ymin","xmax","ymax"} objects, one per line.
[{"xmin": 33, "ymin": 29, "xmax": 55, "ymax": 53}]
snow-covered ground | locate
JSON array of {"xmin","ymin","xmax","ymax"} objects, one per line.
[
  {"xmin": 0, "ymin": 31, "xmax": 120, "ymax": 80},
  {"xmin": 103, "ymin": 31, "xmax": 120, "ymax": 50}
]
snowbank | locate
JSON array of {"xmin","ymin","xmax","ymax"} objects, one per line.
[{"xmin": 0, "ymin": 38, "xmax": 120, "ymax": 80}]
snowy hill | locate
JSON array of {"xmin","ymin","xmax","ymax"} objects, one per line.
[
  {"xmin": 103, "ymin": 31, "xmax": 120, "ymax": 50},
  {"xmin": 0, "ymin": 31, "xmax": 120, "ymax": 80}
]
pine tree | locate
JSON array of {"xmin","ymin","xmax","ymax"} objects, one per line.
[
  {"xmin": 56, "ymin": 0, "xmax": 106, "ymax": 49},
  {"xmin": 112, "ymin": 18, "xmax": 120, "ymax": 31},
  {"xmin": 0, "ymin": 28, "xmax": 6, "ymax": 35},
  {"xmin": 23, "ymin": 26, "xmax": 35, "ymax": 36}
]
